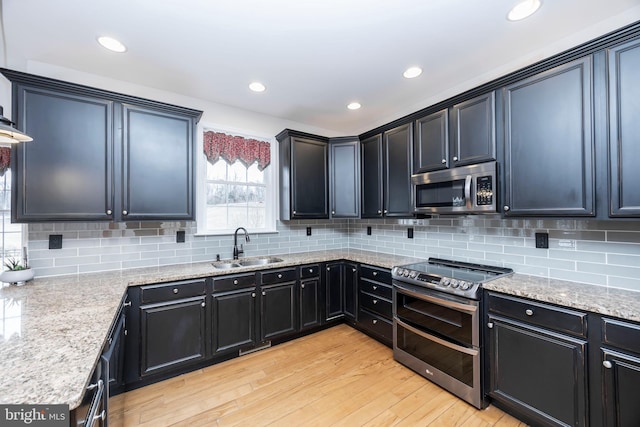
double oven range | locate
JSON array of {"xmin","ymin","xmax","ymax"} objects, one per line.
[{"xmin": 392, "ymin": 258, "xmax": 513, "ymax": 409}]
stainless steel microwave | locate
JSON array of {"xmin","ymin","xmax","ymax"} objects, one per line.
[{"xmin": 412, "ymin": 161, "xmax": 497, "ymax": 214}]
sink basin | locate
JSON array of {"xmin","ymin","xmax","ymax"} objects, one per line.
[
  {"xmin": 238, "ymin": 257, "xmax": 284, "ymax": 267},
  {"xmin": 211, "ymin": 262, "xmax": 241, "ymax": 269}
]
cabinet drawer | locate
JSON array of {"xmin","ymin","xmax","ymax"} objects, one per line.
[
  {"xmin": 360, "ymin": 266, "xmax": 391, "ymax": 284},
  {"xmin": 360, "ymin": 280, "xmax": 392, "ymax": 300},
  {"xmin": 487, "ymin": 292, "xmax": 587, "ymax": 338},
  {"xmin": 140, "ymin": 279, "xmax": 206, "ymax": 303},
  {"xmin": 358, "ymin": 309, "xmax": 392, "ymax": 343},
  {"xmin": 213, "ymin": 274, "xmax": 256, "ymax": 292},
  {"xmin": 261, "ymin": 268, "xmax": 297, "ymax": 285},
  {"xmin": 300, "ymin": 264, "xmax": 320, "ymax": 279},
  {"xmin": 360, "ymin": 292, "xmax": 392, "ymax": 319},
  {"xmin": 602, "ymin": 317, "xmax": 640, "ymax": 354}
]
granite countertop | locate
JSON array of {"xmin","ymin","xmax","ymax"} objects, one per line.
[
  {"xmin": 483, "ymin": 273, "xmax": 640, "ymax": 322},
  {"xmin": 0, "ymin": 249, "xmax": 421, "ymax": 408}
]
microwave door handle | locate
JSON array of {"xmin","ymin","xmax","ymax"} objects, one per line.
[{"xmin": 464, "ymin": 175, "xmax": 472, "ymax": 209}]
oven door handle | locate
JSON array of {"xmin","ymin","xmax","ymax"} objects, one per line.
[
  {"xmin": 393, "ymin": 283, "xmax": 478, "ymax": 314},
  {"xmin": 395, "ymin": 318, "xmax": 478, "ymax": 356}
]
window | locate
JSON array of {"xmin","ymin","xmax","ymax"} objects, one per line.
[
  {"xmin": 0, "ymin": 169, "xmax": 22, "ymax": 266},
  {"xmin": 198, "ymin": 128, "xmax": 277, "ymax": 234}
]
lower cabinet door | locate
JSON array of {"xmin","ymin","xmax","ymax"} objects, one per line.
[
  {"xmin": 212, "ymin": 289, "xmax": 257, "ymax": 354},
  {"xmin": 300, "ymin": 278, "xmax": 321, "ymax": 330},
  {"xmin": 487, "ymin": 316, "xmax": 588, "ymax": 427},
  {"xmin": 602, "ymin": 349, "xmax": 640, "ymax": 426},
  {"xmin": 139, "ymin": 296, "xmax": 207, "ymax": 377},
  {"xmin": 260, "ymin": 282, "xmax": 296, "ymax": 341}
]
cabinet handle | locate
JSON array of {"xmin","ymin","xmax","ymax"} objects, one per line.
[
  {"xmin": 301, "ymin": 284, "xmax": 305, "ymax": 289},
  {"xmin": 373, "ymin": 271, "xmax": 377, "ymax": 276},
  {"xmin": 262, "ymin": 291, "xmax": 266, "ymax": 296},
  {"xmin": 372, "ymin": 319, "xmax": 377, "ymax": 324},
  {"xmin": 487, "ymin": 322, "xmax": 494, "ymax": 329},
  {"xmin": 122, "ymin": 210, "xmax": 128, "ymax": 215},
  {"xmin": 504, "ymin": 206, "xmax": 510, "ymax": 212},
  {"xmin": 173, "ymin": 288, "xmax": 178, "ymax": 294},
  {"xmin": 233, "ymin": 279, "xmax": 239, "ymax": 285},
  {"xmin": 278, "ymin": 274, "xmax": 282, "ymax": 279},
  {"xmin": 201, "ymin": 302, "xmax": 205, "ymax": 307},
  {"xmin": 453, "ymin": 156, "xmax": 458, "ymax": 161},
  {"xmin": 251, "ymin": 292, "xmax": 256, "ymax": 298},
  {"xmin": 525, "ymin": 309, "xmax": 534, "ymax": 316},
  {"xmin": 106, "ymin": 209, "xmax": 112, "ymax": 215},
  {"xmin": 373, "ymin": 285, "xmax": 377, "ymax": 290},
  {"xmin": 441, "ymin": 159, "xmax": 446, "ymax": 164},
  {"xmin": 603, "ymin": 360, "xmax": 613, "ymax": 369},
  {"xmin": 123, "ymin": 301, "xmax": 132, "ymax": 307}
]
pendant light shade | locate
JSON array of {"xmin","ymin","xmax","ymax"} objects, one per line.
[{"xmin": 0, "ymin": 106, "xmax": 32, "ymax": 143}]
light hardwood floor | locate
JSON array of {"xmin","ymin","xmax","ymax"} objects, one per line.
[{"xmin": 110, "ymin": 324, "xmax": 527, "ymax": 426}]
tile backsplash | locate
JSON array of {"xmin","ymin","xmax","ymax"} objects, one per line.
[{"xmin": 27, "ymin": 216, "xmax": 640, "ymax": 291}]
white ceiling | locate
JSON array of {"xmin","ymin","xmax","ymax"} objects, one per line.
[{"xmin": 3, "ymin": 0, "xmax": 640, "ymax": 135}]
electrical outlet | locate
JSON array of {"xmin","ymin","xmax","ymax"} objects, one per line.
[
  {"xmin": 367, "ymin": 226, "xmax": 372, "ymax": 236},
  {"xmin": 49, "ymin": 234, "xmax": 63, "ymax": 250},
  {"xmin": 306, "ymin": 227, "xmax": 312, "ymax": 236},
  {"xmin": 408, "ymin": 227, "xmax": 414, "ymax": 239},
  {"xmin": 535, "ymin": 232, "xmax": 549, "ymax": 249},
  {"xmin": 176, "ymin": 230, "xmax": 185, "ymax": 243}
]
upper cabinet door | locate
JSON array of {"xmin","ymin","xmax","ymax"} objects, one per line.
[
  {"xmin": 291, "ymin": 136, "xmax": 329, "ymax": 219},
  {"xmin": 361, "ymin": 134, "xmax": 383, "ymax": 218},
  {"xmin": 608, "ymin": 39, "xmax": 640, "ymax": 217},
  {"xmin": 451, "ymin": 92, "xmax": 496, "ymax": 167},
  {"xmin": 121, "ymin": 104, "xmax": 195, "ymax": 220},
  {"xmin": 13, "ymin": 85, "xmax": 113, "ymax": 222},
  {"xmin": 414, "ymin": 109, "xmax": 449, "ymax": 173},
  {"xmin": 329, "ymin": 138, "xmax": 360, "ymax": 218},
  {"xmin": 383, "ymin": 123, "xmax": 413, "ymax": 217},
  {"xmin": 503, "ymin": 57, "xmax": 595, "ymax": 217}
]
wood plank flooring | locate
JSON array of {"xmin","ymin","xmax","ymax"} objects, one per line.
[{"xmin": 110, "ymin": 324, "xmax": 528, "ymax": 426}]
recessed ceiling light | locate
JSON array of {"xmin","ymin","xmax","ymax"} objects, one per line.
[
  {"xmin": 97, "ymin": 36, "xmax": 127, "ymax": 53},
  {"xmin": 249, "ymin": 82, "xmax": 266, "ymax": 93},
  {"xmin": 347, "ymin": 102, "xmax": 361, "ymax": 110},
  {"xmin": 507, "ymin": 0, "xmax": 541, "ymax": 21},
  {"xmin": 403, "ymin": 67, "xmax": 423, "ymax": 79}
]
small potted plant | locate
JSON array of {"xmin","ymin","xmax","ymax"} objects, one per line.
[{"xmin": 0, "ymin": 256, "xmax": 35, "ymax": 286}]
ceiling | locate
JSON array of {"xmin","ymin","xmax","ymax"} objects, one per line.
[{"xmin": 3, "ymin": 0, "xmax": 640, "ymax": 135}]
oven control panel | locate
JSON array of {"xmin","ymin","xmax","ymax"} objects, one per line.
[{"xmin": 392, "ymin": 267, "xmax": 480, "ymax": 298}]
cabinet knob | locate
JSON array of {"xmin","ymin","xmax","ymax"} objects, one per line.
[
  {"xmin": 277, "ymin": 274, "xmax": 282, "ymax": 279},
  {"xmin": 251, "ymin": 292, "xmax": 256, "ymax": 298},
  {"xmin": 173, "ymin": 288, "xmax": 178, "ymax": 294},
  {"xmin": 106, "ymin": 209, "xmax": 112, "ymax": 215},
  {"xmin": 441, "ymin": 159, "xmax": 446, "ymax": 164},
  {"xmin": 233, "ymin": 279, "xmax": 239, "ymax": 285},
  {"xmin": 373, "ymin": 272, "xmax": 378, "ymax": 276},
  {"xmin": 603, "ymin": 360, "xmax": 613, "ymax": 369},
  {"xmin": 372, "ymin": 319, "xmax": 377, "ymax": 325},
  {"xmin": 383, "ymin": 209, "xmax": 388, "ymax": 214},
  {"xmin": 503, "ymin": 206, "xmax": 510, "ymax": 212},
  {"xmin": 525, "ymin": 309, "xmax": 534, "ymax": 316},
  {"xmin": 453, "ymin": 156, "xmax": 458, "ymax": 161},
  {"xmin": 373, "ymin": 285, "xmax": 377, "ymax": 290},
  {"xmin": 122, "ymin": 210, "xmax": 128, "ymax": 215},
  {"xmin": 201, "ymin": 302, "xmax": 205, "ymax": 307},
  {"xmin": 487, "ymin": 322, "xmax": 494, "ymax": 329},
  {"xmin": 293, "ymin": 210, "xmax": 297, "ymax": 214},
  {"xmin": 352, "ymin": 268, "xmax": 356, "ymax": 272},
  {"xmin": 327, "ymin": 267, "xmax": 330, "ymax": 271},
  {"xmin": 262, "ymin": 291, "xmax": 266, "ymax": 296},
  {"xmin": 373, "ymin": 299, "xmax": 378, "ymax": 304},
  {"xmin": 377, "ymin": 210, "xmax": 382, "ymax": 214},
  {"xmin": 332, "ymin": 211, "xmax": 335, "ymax": 215},
  {"xmin": 309, "ymin": 268, "xmax": 313, "ymax": 273},
  {"xmin": 301, "ymin": 284, "xmax": 305, "ymax": 289}
]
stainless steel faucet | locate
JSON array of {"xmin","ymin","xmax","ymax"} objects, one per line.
[{"xmin": 233, "ymin": 227, "xmax": 250, "ymax": 259}]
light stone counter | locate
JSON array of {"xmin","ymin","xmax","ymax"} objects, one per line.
[
  {"xmin": 483, "ymin": 274, "xmax": 640, "ymax": 322},
  {"xmin": 0, "ymin": 249, "xmax": 421, "ymax": 408}
]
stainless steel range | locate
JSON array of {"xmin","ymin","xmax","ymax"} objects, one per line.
[{"xmin": 392, "ymin": 258, "xmax": 513, "ymax": 409}]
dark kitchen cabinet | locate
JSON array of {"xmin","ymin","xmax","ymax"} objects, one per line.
[
  {"xmin": 137, "ymin": 280, "xmax": 208, "ymax": 378},
  {"xmin": 299, "ymin": 264, "xmax": 322, "ymax": 331},
  {"xmin": 277, "ymin": 129, "xmax": 329, "ymax": 220},
  {"xmin": 361, "ymin": 124, "xmax": 413, "ymax": 218},
  {"xmin": 212, "ymin": 274, "xmax": 258, "ymax": 355},
  {"xmin": 325, "ymin": 262, "xmax": 344, "ymax": 320},
  {"xmin": 329, "ymin": 137, "xmax": 360, "ymax": 218},
  {"xmin": 486, "ymin": 292, "xmax": 589, "ymax": 427},
  {"xmin": 357, "ymin": 265, "xmax": 393, "ymax": 346},
  {"xmin": 3, "ymin": 69, "xmax": 201, "ymax": 222},
  {"xmin": 450, "ymin": 92, "xmax": 496, "ymax": 167},
  {"xmin": 259, "ymin": 268, "xmax": 297, "ymax": 341},
  {"xmin": 414, "ymin": 109, "xmax": 449, "ymax": 173},
  {"xmin": 106, "ymin": 305, "xmax": 126, "ymax": 396},
  {"xmin": 502, "ymin": 56, "xmax": 595, "ymax": 216},
  {"xmin": 600, "ymin": 318, "xmax": 640, "ymax": 426},
  {"xmin": 608, "ymin": 38, "xmax": 640, "ymax": 217},
  {"xmin": 343, "ymin": 262, "xmax": 358, "ymax": 322}
]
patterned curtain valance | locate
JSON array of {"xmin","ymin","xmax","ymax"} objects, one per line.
[
  {"xmin": 0, "ymin": 147, "xmax": 10, "ymax": 176},
  {"xmin": 203, "ymin": 131, "xmax": 271, "ymax": 171}
]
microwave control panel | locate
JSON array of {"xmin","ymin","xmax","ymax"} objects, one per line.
[{"xmin": 476, "ymin": 176, "xmax": 493, "ymax": 206}]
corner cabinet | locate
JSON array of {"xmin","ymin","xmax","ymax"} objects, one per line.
[
  {"xmin": 3, "ymin": 69, "xmax": 202, "ymax": 222},
  {"xmin": 608, "ymin": 38, "xmax": 640, "ymax": 217},
  {"xmin": 361, "ymin": 123, "xmax": 413, "ymax": 218},
  {"xmin": 502, "ymin": 57, "xmax": 595, "ymax": 217},
  {"xmin": 277, "ymin": 129, "xmax": 329, "ymax": 220}
]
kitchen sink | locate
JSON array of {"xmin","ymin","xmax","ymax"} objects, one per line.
[
  {"xmin": 238, "ymin": 257, "xmax": 284, "ymax": 267},
  {"xmin": 211, "ymin": 262, "xmax": 241, "ymax": 269}
]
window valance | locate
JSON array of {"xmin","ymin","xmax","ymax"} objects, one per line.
[
  {"xmin": 0, "ymin": 147, "xmax": 10, "ymax": 176},
  {"xmin": 203, "ymin": 131, "xmax": 271, "ymax": 171}
]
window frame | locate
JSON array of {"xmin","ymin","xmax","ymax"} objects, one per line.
[{"xmin": 196, "ymin": 124, "xmax": 278, "ymax": 236}]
